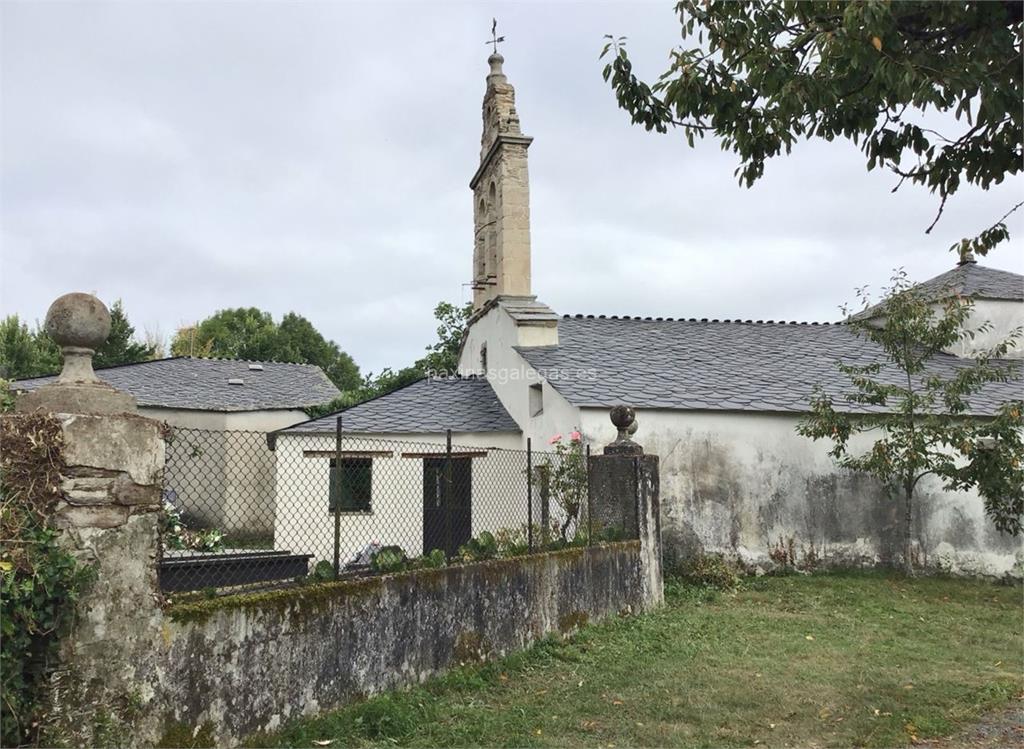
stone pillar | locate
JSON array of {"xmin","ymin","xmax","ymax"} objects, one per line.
[
  {"xmin": 13, "ymin": 293, "xmax": 165, "ymax": 745},
  {"xmin": 587, "ymin": 406, "xmax": 663, "ymax": 608}
]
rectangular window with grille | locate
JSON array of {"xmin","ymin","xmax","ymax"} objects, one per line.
[{"xmin": 328, "ymin": 457, "xmax": 372, "ymax": 513}]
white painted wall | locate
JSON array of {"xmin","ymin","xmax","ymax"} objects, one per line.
[
  {"xmin": 580, "ymin": 408, "xmax": 1022, "ymax": 577},
  {"xmin": 156, "ymin": 407, "xmax": 310, "ymax": 535},
  {"xmin": 272, "ymin": 430, "xmax": 529, "ymax": 565},
  {"xmin": 142, "ymin": 406, "xmax": 309, "ymax": 432},
  {"xmin": 142, "ymin": 407, "xmax": 228, "ymax": 430},
  {"xmin": 457, "ymin": 302, "xmax": 1023, "ymax": 576},
  {"xmin": 945, "ymin": 299, "xmax": 1024, "ymax": 359},
  {"xmin": 864, "ymin": 299, "xmax": 1023, "ymax": 359},
  {"xmin": 459, "ymin": 303, "xmax": 584, "ymax": 446}
]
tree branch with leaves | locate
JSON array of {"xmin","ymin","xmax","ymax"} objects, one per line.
[{"xmin": 601, "ymin": 1, "xmax": 1023, "ymax": 257}]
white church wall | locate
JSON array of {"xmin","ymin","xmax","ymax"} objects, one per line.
[
  {"xmin": 580, "ymin": 408, "xmax": 1022, "ymax": 577},
  {"xmin": 945, "ymin": 299, "xmax": 1024, "ymax": 359},
  {"xmin": 459, "ymin": 304, "xmax": 583, "ymax": 445},
  {"xmin": 862, "ymin": 298, "xmax": 1023, "ymax": 359},
  {"xmin": 272, "ymin": 430, "xmax": 524, "ymax": 565}
]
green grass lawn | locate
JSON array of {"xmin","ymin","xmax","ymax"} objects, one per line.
[{"xmin": 251, "ymin": 572, "xmax": 1022, "ymax": 748}]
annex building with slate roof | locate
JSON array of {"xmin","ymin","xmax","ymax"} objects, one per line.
[
  {"xmin": 13, "ymin": 356, "xmax": 341, "ymax": 427},
  {"xmin": 273, "ymin": 49, "xmax": 1024, "ymax": 577},
  {"xmin": 15, "ymin": 357, "xmax": 341, "ymax": 536}
]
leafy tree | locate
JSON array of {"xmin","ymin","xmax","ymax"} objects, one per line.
[
  {"xmin": 93, "ymin": 300, "xmax": 157, "ymax": 368},
  {"xmin": 416, "ymin": 302, "xmax": 474, "ymax": 376},
  {"xmin": 602, "ymin": 1, "xmax": 1023, "ymax": 256},
  {"xmin": 796, "ymin": 271, "xmax": 1023, "ymax": 575},
  {"xmin": 171, "ymin": 308, "xmax": 362, "ymax": 391},
  {"xmin": 169, "ymin": 325, "xmax": 214, "ymax": 358},
  {"xmin": 0, "ymin": 317, "xmax": 61, "ymax": 379},
  {"xmin": 29, "ymin": 326, "xmax": 61, "ymax": 377},
  {"xmin": 305, "ymin": 301, "xmax": 473, "ymax": 419},
  {"xmin": 277, "ymin": 313, "xmax": 361, "ymax": 391},
  {"xmin": 171, "ymin": 308, "xmax": 278, "ymax": 361},
  {"xmin": 0, "ymin": 316, "xmax": 38, "ymax": 380}
]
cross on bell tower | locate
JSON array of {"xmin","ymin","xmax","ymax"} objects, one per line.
[
  {"xmin": 470, "ymin": 25, "xmax": 534, "ymax": 310},
  {"xmin": 486, "ymin": 18, "xmax": 505, "ymax": 54}
]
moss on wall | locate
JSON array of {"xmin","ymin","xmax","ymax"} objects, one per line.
[
  {"xmin": 557, "ymin": 610, "xmax": 589, "ymax": 634},
  {"xmin": 157, "ymin": 540, "xmax": 649, "ymax": 742},
  {"xmin": 156, "ymin": 720, "xmax": 216, "ymax": 748},
  {"xmin": 166, "ymin": 542, "xmax": 635, "ymax": 626}
]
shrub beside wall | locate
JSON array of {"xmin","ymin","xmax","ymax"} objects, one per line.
[{"xmin": 0, "ymin": 414, "xmax": 93, "ymax": 747}]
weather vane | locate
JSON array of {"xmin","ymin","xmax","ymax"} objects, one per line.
[{"xmin": 486, "ymin": 18, "xmax": 505, "ymax": 54}]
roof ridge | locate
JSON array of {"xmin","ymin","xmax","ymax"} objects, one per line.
[
  {"xmin": 272, "ymin": 375, "xmax": 431, "ymax": 433},
  {"xmin": 561, "ymin": 314, "xmax": 840, "ymax": 326},
  {"xmin": 181, "ymin": 355, "xmax": 317, "ymax": 367}
]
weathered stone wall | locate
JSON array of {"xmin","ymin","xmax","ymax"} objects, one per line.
[{"xmin": 155, "ymin": 542, "xmax": 648, "ymax": 745}]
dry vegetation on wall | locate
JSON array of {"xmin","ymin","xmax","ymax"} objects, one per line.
[{"xmin": 0, "ymin": 413, "xmax": 93, "ymax": 747}]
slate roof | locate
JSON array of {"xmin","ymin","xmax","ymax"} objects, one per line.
[
  {"xmin": 853, "ymin": 262, "xmax": 1023, "ymax": 320},
  {"xmin": 915, "ymin": 262, "xmax": 1023, "ymax": 301},
  {"xmin": 11, "ymin": 357, "xmax": 340, "ymax": 412},
  {"xmin": 516, "ymin": 316, "xmax": 1022, "ymax": 416},
  {"xmin": 281, "ymin": 376, "xmax": 520, "ymax": 434}
]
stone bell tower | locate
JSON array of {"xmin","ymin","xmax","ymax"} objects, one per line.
[{"xmin": 470, "ymin": 49, "xmax": 533, "ymax": 310}]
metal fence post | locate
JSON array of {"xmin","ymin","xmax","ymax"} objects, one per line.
[
  {"xmin": 586, "ymin": 443, "xmax": 593, "ymax": 545},
  {"xmin": 526, "ymin": 438, "xmax": 533, "ymax": 552},
  {"xmin": 445, "ymin": 429, "xmax": 453, "ymax": 559},
  {"xmin": 333, "ymin": 416, "xmax": 342, "ymax": 577},
  {"xmin": 539, "ymin": 466, "xmax": 550, "ymax": 548}
]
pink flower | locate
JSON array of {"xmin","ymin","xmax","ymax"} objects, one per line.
[
  {"xmin": 570, "ymin": 430, "xmax": 582, "ymax": 442},
  {"xmin": 548, "ymin": 434, "xmax": 563, "ymax": 444}
]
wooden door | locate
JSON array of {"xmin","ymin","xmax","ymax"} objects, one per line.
[{"xmin": 422, "ymin": 457, "xmax": 472, "ymax": 557}]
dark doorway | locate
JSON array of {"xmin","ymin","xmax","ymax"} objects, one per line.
[{"xmin": 423, "ymin": 457, "xmax": 472, "ymax": 557}]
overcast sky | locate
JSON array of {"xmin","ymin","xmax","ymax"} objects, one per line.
[{"xmin": 2, "ymin": 1, "xmax": 1022, "ymax": 375}]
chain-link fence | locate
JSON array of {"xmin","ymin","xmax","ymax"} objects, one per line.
[{"xmin": 159, "ymin": 423, "xmax": 595, "ymax": 595}]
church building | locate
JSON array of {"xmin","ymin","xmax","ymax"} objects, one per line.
[{"xmin": 278, "ymin": 50, "xmax": 1024, "ymax": 576}]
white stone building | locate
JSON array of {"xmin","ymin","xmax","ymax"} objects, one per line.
[{"xmin": 272, "ymin": 50, "xmax": 1023, "ymax": 576}]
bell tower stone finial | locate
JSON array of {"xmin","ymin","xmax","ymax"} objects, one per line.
[{"xmin": 470, "ymin": 36, "xmax": 533, "ymax": 310}]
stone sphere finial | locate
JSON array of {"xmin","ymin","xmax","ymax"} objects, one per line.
[
  {"xmin": 610, "ymin": 405, "xmax": 635, "ymax": 431},
  {"xmin": 45, "ymin": 293, "xmax": 111, "ymax": 352},
  {"xmin": 605, "ymin": 405, "xmax": 643, "ymax": 455},
  {"xmin": 44, "ymin": 293, "xmax": 111, "ymax": 386},
  {"xmin": 15, "ymin": 292, "xmax": 137, "ymax": 415}
]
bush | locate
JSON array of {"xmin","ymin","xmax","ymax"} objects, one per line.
[
  {"xmin": 311, "ymin": 560, "xmax": 336, "ymax": 581},
  {"xmin": 161, "ymin": 504, "xmax": 225, "ymax": 553},
  {"xmin": 1, "ymin": 414, "xmax": 93, "ymax": 747},
  {"xmin": 421, "ymin": 548, "xmax": 447, "ymax": 569},
  {"xmin": 493, "ymin": 527, "xmax": 529, "ymax": 557},
  {"xmin": 458, "ymin": 531, "xmax": 498, "ymax": 562},
  {"xmin": 676, "ymin": 553, "xmax": 743, "ymax": 591},
  {"xmin": 370, "ymin": 545, "xmax": 409, "ymax": 574}
]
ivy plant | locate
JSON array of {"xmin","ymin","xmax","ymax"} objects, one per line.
[{"xmin": 1, "ymin": 414, "xmax": 93, "ymax": 747}]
